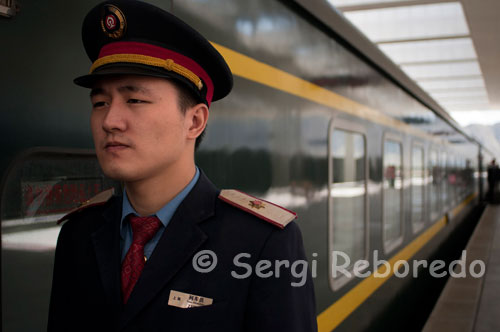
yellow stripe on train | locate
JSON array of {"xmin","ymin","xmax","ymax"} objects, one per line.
[{"xmin": 211, "ymin": 42, "xmax": 447, "ymax": 146}]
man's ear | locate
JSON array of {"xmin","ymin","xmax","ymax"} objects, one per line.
[{"xmin": 186, "ymin": 103, "xmax": 209, "ymax": 141}]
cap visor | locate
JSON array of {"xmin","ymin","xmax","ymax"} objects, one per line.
[{"xmin": 74, "ymin": 64, "xmax": 182, "ymax": 88}]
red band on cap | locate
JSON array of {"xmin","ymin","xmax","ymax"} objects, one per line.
[{"xmin": 97, "ymin": 41, "xmax": 214, "ymax": 105}]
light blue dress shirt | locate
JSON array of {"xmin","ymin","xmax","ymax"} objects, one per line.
[{"xmin": 120, "ymin": 167, "xmax": 200, "ymax": 261}]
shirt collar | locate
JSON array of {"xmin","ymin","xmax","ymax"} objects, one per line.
[{"xmin": 120, "ymin": 167, "xmax": 200, "ymax": 229}]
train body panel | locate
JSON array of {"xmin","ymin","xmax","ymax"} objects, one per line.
[{"xmin": 0, "ymin": 0, "xmax": 483, "ymax": 331}]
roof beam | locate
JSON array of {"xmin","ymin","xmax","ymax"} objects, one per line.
[
  {"xmin": 426, "ymin": 87, "xmax": 486, "ymax": 93},
  {"xmin": 415, "ymin": 75, "xmax": 482, "ymax": 82},
  {"xmin": 397, "ymin": 58, "xmax": 477, "ymax": 66},
  {"xmin": 376, "ymin": 34, "xmax": 470, "ymax": 44},
  {"xmin": 335, "ymin": 0, "xmax": 457, "ymax": 12}
]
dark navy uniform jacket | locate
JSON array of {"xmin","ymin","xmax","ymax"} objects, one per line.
[{"xmin": 48, "ymin": 172, "xmax": 317, "ymax": 331}]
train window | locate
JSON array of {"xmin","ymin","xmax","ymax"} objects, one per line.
[
  {"xmin": 460, "ymin": 157, "xmax": 466, "ymax": 199},
  {"xmin": 411, "ymin": 145, "xmax": 425, "ymax": 233},
  {"xmin": 383, "ymin": 138, "xmax": 403, "ymax": 253},
  {"xmin": 429, "ymin": 149, "xmax": 440, "ymax": 220},
  {"xmin": 448, "ymin": 154, "xmax": 456, "ymax": 205},
  {"xmin": 1, "ymin": 149, "xmax": 121, "ymax": 250},
  {"xmin": 440, "ymin": 151, "xmax": 448, "ymax": 209},
  {"xmin": 1, "ymin": 149, "xmax": 121, "ymax": 329},
  {"xmin": 328, "ymin": 126, "xmax": 367, "ymax": 290}
]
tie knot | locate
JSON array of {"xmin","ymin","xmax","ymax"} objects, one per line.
[{"xmin": 129, "ymin": 215, "xmax": 161, "ymax": 246}]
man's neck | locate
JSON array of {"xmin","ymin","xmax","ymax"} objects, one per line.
[{"xmin": 124, "ymin": 163, "xmax": 196, "ymax": 216}]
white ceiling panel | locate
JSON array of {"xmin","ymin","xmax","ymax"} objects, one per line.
[
  {"xmin": 418, "ymin": 78, "xmax": 486, "ymax": 91},
  {"xmin": 430, "ymin": 89, "xmax": 488, "ymax": 99},
  {"xmin": 331, "ymin": 0, "xmax": 497, "ymax": 113},
  {"xmin": 343, "ymin": 2, "xmax": 469, "ymax": 43},
  {"xmin": 378, "ymin": 38, "xmax": 477, "ymax": 64},
  {"xmin": 402, "ymin": 61, "xmax": 481, "ymax": 80},
  {"xmin": 435, "ymin": 96, "xmax": 489, "ymax": 105}
]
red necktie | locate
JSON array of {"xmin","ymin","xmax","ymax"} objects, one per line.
[{"xmin": 121, "ymin": 215, "xmax": 161, "ymax": 304}]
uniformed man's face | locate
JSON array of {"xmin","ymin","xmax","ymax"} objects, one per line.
[{"xmin": 89, "ymin": 75, "xmax": 206, "ymax": 182}]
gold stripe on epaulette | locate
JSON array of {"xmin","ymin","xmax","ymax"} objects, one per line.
[{"xmin": 90, "ymin": 54, "xmax": 203, "ymax": 90}]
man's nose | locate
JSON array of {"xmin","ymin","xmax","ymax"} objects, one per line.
[{"xmin": 102, "ymin": 100, "xmax": 127, "ymax": 132}]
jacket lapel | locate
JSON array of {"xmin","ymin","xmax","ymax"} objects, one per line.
[
  {"xmin": 119, "ymin": 172, "xmax": 219, "ymax": 329},
  {"xmin": 91, "ymin": 196, "xmax": 123, "ymax": 314}
]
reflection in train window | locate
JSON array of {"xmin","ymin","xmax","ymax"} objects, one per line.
[
  {"xmin": 383, "ymin": 139, "xmax": 403, "ymax": 252},
  {"xmin": 1, "ymin": 149, "xmax": 121, "ymax": 251},
  {"xmin": 411, "ymin": 145, "xmax": 425, "ymax": 232},
  {"xmin": 429, "ymin": 149, "xmax": 440, "ymax": 220},
  {"xmin": 448, "ymin": 154, "xmax": 456, "ymax": 204},
  {"xmin": 1, "ymin": 149, "xmax": 121, "ymax": 330},
  {"xmin": 329, "ymin": 129, "xmax": 367, "ymax": 284},
  {"xmin": 441, "ymin": 151, "xmax": 448, "ymax": 209}
]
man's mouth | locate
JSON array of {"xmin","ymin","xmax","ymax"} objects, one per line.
[{"xmin": 104, "ymin": 141, "xmax": 130, "ymax": 151}]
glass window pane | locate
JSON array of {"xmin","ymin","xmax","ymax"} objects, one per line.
[
  {"xmin": 448, "ymin": 155, "xmax": 457, "ymax": 203},
  {"xmin": 330, "ymin": 129, "xmax": 366, "ymax": 268},
  {"xmin": 411, "ymin": 146, "xmax": 425, "ymax": 230},
  {"xmin": 1, "ymin": 152, "xmax": 121, "ymax": 250},
  {"xmin": 1, "ymin": 151, "xmax": 121, "ymax": 331},
  {"xmin": 429, "ymin": 149, "xmax": 440, "ymax": 218},
  {"xmin": 383, "ymin": 139, "xmax": 402, "ymax": 247},
  {"xmin": 441, "ymin": 151, "xmax": 448, "ymax": 208}
]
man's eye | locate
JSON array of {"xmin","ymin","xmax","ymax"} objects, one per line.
[
  {"xmin": 128, "ymin": 99, "xmax": 145, "ymax": 104},
  {"xmin": 92, "ymin": 101, "xmax": 106, "ymax": 108}
]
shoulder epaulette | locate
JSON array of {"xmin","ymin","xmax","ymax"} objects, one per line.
[
  {"xmin": 57, "ymin": 188, "xmax": 115, "ymax": 224},
  {"xmin": 218, "ymin": 189, "xmax": 296, "ymax": 229}
]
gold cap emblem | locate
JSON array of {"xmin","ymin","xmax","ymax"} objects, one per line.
[{"xmin": 101, "ymin": 4, "xmax": 126, "ymax": 39}]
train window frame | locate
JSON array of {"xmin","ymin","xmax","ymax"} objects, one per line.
[
  {"xmin": 382, "ymin": 132, "xmax": 404, "ymax": 255},
  {"xmin": 428, "ymin": 147, "xmax": 440, "ymax": 222},
  {"xmin": 410, "ymin": 141, "xmax": 426, "ymax": 234},
  {"xmin": 0, "ymin": 147, "xmax": 121, "ymax": 230},
  {"xmin": 449, "ymin": 153, "xmax": 457, "ymax": 205},
  {"xmin": 327, "ymin": 117, "xmax": 369, "ymax": 291},
  {"xmin": 440, "ymin": 149, "xmax": 448, "ymax": 212}
]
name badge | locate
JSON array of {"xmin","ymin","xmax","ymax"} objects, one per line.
[{"xmin": 168, "ymin": 290, "xmax": 213, "ymax": 309}]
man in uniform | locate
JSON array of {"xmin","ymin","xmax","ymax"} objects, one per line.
[{"xmin": 48, "ymin": 1, "xmax": 317, "ymax": 331}]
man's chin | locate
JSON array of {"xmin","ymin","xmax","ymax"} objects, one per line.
[{"xmin": 100, "ymin": 165, "xmax": 136, "ymax": 182}]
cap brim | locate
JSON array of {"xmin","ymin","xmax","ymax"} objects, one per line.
[{"xmin": 74, "ymin": 63, "xmax": 187, "ymax": 88}]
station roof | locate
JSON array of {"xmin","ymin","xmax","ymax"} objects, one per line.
[{"xmin": 328, "ymin": 0, "xmax": 500, "ymax": 113}]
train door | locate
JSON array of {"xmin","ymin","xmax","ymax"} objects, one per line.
[{"xmin": 327, "ymin": 117, "xmax": 368, "ymax": 291}]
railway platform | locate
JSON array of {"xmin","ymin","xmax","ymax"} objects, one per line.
[{"xmin": 423, "ymin": 204, "xmax": 500, "ymax": 332}]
